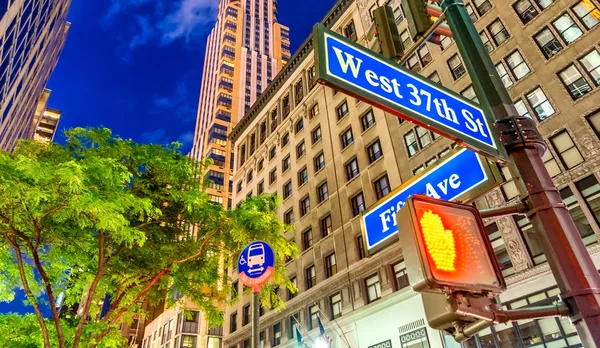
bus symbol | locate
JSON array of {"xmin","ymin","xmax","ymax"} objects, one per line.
[{"xmin": 248, "ymin": 244, "xmax": 265, "ymax": 268}]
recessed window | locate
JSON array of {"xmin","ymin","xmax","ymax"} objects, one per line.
[
  {"xmin": 237, "ymin": 180, "xmax": 243, "ymax": 193},
  {"xmin": 243, "ymin": 304, "xmax": 251, "ymax": 325},
  {"xmin": 330, "ymin": 293, "xmax": 342, "ymax": 319},
  {"xmin": 305, "ymin": 265, "xmax": 316, "ymax": 289},
  {"xmin": 351, "ymin": 192, "xmax": 365, "ymax": 217},
  {"xmin": 586, "ymin": 109, "xmax": 600, "ymax": 138},
  {"xmin": 300, "ymin": 196, "xmax": 310, "ymax": 217},
  {"xmin": 500, "ymin": 166, "xmax": 519, "ymax": 201},
  {"xmin": 365, "ymin": 274, "xmax": 381, "ymax": 303},
  {"xmin": 298, "ymin": 167, "xmax": 308, "ymax": 186},
  {"xmin": 572, "ymin": 0, "xmax": 600, "ymax": 30},
  {"xmin": 406, "ymin": 54, "xmax": 421, "ymax": 72},
  {"xmin": 514, "ymin": 99, "xmax": 532, "ymax": 118},
  {"xmin": 579, "ymin": 49, "xmax": 600, "ymax": 86},
  {"xmin": 392, "ymin": 261, "xmax": 409, "ymax": 291},
  {"xmin": 360, "ymin": 109, "xmax": 375, "ymax": 131},
  {"xmin": 513, "ymin": 0, "xmax": 538, "ymax": 24},
  {"xmin": 479, "ymin": 31, "xmax": 494, "ymax": 53},
  {"xmin": 487, "ymin": 19, "xmax": 510, "ymax": 46},
  {"xmin": 257, "ymin": 180, "xmax": 264, "ymax": 195},
  {"xmin": 284, "ymin": 208, "xmax": 294, "ymax": 224},
  {"xmin": 321, "ymin": 214, "xmax": 332, "ymax": 237},
  {"xmin": 558, "ymin": 64, "xmax": 592, "ymax": 100},
  {"xmin": 496, "ymin": 62, "xmax": 513, "ymax": 88},
  {"xmin": 317, "ymin": 182, "xmax": 329, "ymax": 203},
  {"xmin": 308, "ymin": 305, "xmax": 320, "ymax": 330},
  {"xmin": 575, "ymin": 175, "xmax": 600, "ymax": 229},
  {"xmin": 282, "ymin": 154, "xmax": 291, "ymax": 172},
  {"xmin": 474, "ymin": 0, "xmax": 492, "ymax": 15},
  {"xmin": 314, "ymin": 152, "xmax": 325, "ymax": 172},
  {"xmin": 296, "ymin": 140, "xmax": 306, "ymax": 158},
  {"xmin": 505, "ymin": 50, "xmax": 530, "ymax": 81},
  {"xmin": 552, "ymin": 13, "xmax": 583, "ymax": 44},
  {"xmin": 417, "ymin": 127, "xmax": 432, "ymax": 148},
  {"xmin": 340, "ymin": 128, "xmax": 354, "ymax": 149},
  {"xmin": 269, "ymin": 168, "xmax": 277, "ymax": 185},
  {"xmin": 281, "ymin": 132, "xmax": 289, "ymax": 147},
  {"xmin": 400, "ymin": 29, "xmax": 411, "ymax": 50},
  {"xmin": 343, "ymin": 19, "xmax": 357, "ymax": 41},
  {"xmin": 272, "ymin": 322, "xmax": 281, "ymax": 346},
  {"xmin": 542, "ymin": 147, "xmax": 562, "ymax": 178},
  {"xmin": 295, "ymin": 118, "xmax": 304, "ymax": 133},
  {"xmin": 486, "ymin": 223, "xmax": 515, "ymax": 276},
  {"xmin": 295, "ymin": 79, "xmax": 304, "ymax": 105},
  {"xmin": 257, "ymin": 159, "xmax": 264, "ymax": 172},
  {"xmin": 550, "ymin": 130, "xmax": 584, "ymax": 169},
  {"xmin": 230, "ymin": 312, "xmax": 237, "ymax": 333},
  {"xmin": 345, "ymin": 157, "xmax": 359, "ymax": 181},
  {"xmin": 288, "ymin": 313, "xmax": 300, "ymax": 339},
  {"xmin": 367, "ymin": 139, "xmax": 383, "ymax": 163},
  {"xmin": 461, "ymin": 85, "xmax": 479, "ymax": 103},
  {"xmin": 312, "ymin": 125, "xmax": 322, "ymax": 144},
  {"xmin": 309, "ymin": 103, "xmax": 319, "ymax": 119},
  {"xmin": 561, "ymin": 184, "xmax": 595, "ymax": 245},
  {"xmin": 303, "ymin": 228, "xmax": 313, "ymax": 250},
  {"xmin": 325, "ymin": 253, "xmax": 337, "ymax": 278},
  {"xmin": 336, "ymin": 101, "xmax": 349, "ymax": 120},
  {"xmin": 283, "ymin": 180, "xmax": 292, "ymax": 199},
  {"xmin": 466, "ymin": 3, "xmax": 478, "ymax": 22},
  {"xmin": 428, "ymin": 71, "xmax": 441, "ymax": 84},
  {"xmin": 404, "ymin": 129, "xmax": 419, "ymax": 157},
  {"xmin": 534, "ymin": 27, "xmax": 563, "ymax": 59},
  {"xmin": 269, "ymin": 146, "xmax": 276, "ymax": 160},
  {"xmin": 526, "ymin": 87, "xmax": 555, "ymax": 120},
  {"xmin": 288, "ymin": 276, "xmax": 297, "ymax": 299},
  {"xmin": 447, "ymin": 54, "xmax": 466, "ymax": 80},
  {"xmin": 356, "ymin": 235, "xmax": 366, "ymax": 259},
  {"xmin": 417, "ymin": 45, "xmax": 432, "ymax": 66},
  {"xmin": 535, "ymin": 0, "xmax": 555, "ymax": 10},
  {"xmin": 247, "ymin": 170, "xmax": 253, "ymax": 183},
  {"xmin": 374, "ymin": 174, "xmax": 390, "ymax": 200}
]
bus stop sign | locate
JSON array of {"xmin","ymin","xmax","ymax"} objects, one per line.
[{"xmin": 238, "ymin": 241, "xmax": 275, "ymax": 292}]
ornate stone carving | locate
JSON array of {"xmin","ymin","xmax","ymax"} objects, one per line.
[
  {"xmin": 496, "ymin": 216, "xmax": 531, "ymax": 271},
  {"xmin": 486, "ymin": 188, "xmax": 505, "ymax": 208},
  {"xmin": 579, "ymin": 135, "xmax": 600, "ymax": 158}
]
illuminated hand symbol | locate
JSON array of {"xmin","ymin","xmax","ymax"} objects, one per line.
[{"xmin": 419, "ymin": 210, "xmax": 456, "ymax": 272}]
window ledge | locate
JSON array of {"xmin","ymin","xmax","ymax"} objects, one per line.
[
  {"xmin": 296, "ymin": 153, "xmax": 306, "ymax": 162},
  {"xmin": 341, "ymin": 142, "xmax": 355, "ymax": 154},
  {"xmin": 366, "ymin": 155, "xmax": 384, "ymax": 169},
  {"xmin": 315, "ymin": 198, "xmax": 329, "ymax": 209},
  {"xmin": 361, "ymin": 124, "xmax": 376, "ymax": 136},
  {"xmin": 312, "ymin": 138, "xmax": 322, "ymax": 147},
  {"xmin": 346, "ymin": 174, "xmax": 360, "ymax": 186}
]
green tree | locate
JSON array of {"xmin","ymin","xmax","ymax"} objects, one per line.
[{"xmin": 0, "ymin": 128, "xmax": 297, "ymax": 348}]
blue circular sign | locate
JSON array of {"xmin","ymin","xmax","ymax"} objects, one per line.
[{"xmin": 237, "ymin": 241, "xmax": 275, "ymax": 292}]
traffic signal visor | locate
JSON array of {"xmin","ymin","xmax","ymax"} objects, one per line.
[{"xmin": 398, "ymin": 194, "xmax": 506, "ymax": 295}]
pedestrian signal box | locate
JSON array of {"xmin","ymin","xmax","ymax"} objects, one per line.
[{"xmin": 397, "ymin": 194, "xmax": 506, "ymax": 295}]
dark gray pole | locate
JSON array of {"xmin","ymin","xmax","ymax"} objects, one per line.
[
  {"xmin": 251, "ymin": 292, "xmax": 260, "ymax": 348},
  {"xmin": 438, "ymin": 0, "xmax": 600, "ymax": 345}
]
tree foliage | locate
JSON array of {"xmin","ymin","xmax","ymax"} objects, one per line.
[{"xmin": 0, "ymin": 128, "xmax": 297, "ymax": 348}]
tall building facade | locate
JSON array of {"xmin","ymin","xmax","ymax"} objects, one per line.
[
  {"xmin": 190, "ymin": 0, "xmax": 290, "ymax": 209},
  {"xmin": 228, "ymin": 0, "xmax": 600, "ymax": 347},
  {"xmin": 0, "ymin": 0, "xmax": 71, "ymax": 151}
]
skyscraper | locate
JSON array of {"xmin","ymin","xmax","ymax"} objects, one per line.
[
  {"xmin": 0, "ymin": 0, "xmax": 71, "ymax": 151},
  {"xmin": 190, "ymin": 0, "xmax": 290, "ymax": 208}
]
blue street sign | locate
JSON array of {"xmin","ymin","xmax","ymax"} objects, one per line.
[
  {"xmin": 238, "ymin": 241, "xmax": 275, "ymax": 292},
  {"xmin": 361, "ymin": 148, "xmax": 500, "ymax": 251},
  {"xmin": 313, "ymin": 24, "xmax": 503, "ymax": 160}
]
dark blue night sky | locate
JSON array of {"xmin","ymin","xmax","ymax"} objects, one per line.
[{"xmin": 1, "ymin": 0, "xmax": 337, "ymax": 315}]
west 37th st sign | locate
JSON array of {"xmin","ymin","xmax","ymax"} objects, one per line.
[{"xmin": 313, "ymin": 23, "xmax": 503, "ymax": 161}]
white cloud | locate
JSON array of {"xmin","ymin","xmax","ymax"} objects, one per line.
[
  {"xmin": 129, "ymin": 16, "xmax": 154, "ymax": 50},
  {"xmin": 159, "ymin": 0, "xmax": 219, "ymax": 44},
  {"xmin": 176, "ymin": 131, "xmax": 195, "ymax": 146}
]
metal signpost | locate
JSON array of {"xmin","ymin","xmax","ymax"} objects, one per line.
[
  {"xmin": 313, "ymin": 23, "xmax": 504, "ymax": 161},
  {"xmin": 361, "ymin": 147, "xmax": 501, "ymax": 252},
  {"xmin": 238, "ymin": 241, "xmax": 275, "ymax": 348}
]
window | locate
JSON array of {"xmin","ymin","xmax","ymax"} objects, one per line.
[
  {"xmin": 580, "ymin": 49, "xmax": 600, "ymax": 86},
  {"xmin": 542, "ymin": 146, "xmax": 562, "ymax": 178},
  {"xmin": 500, "ymin": 166, "xmax": 520, "ymax": 201},
  {"xmin": 257, "ymin": 180, "xmax": 264, "ymax": 195},
  {"xmin": 312, "ymin": 125, "xmax": 322, "ymax": 144},
  {"xmin": 314, "ymin": 152, "xmax": 325, "ymax": 172},
  {"xmin": 288, "ymin": 313, "xmax": 300, "ymax": 339},
  {"xmin": 269, "ymin": 146, "xmax": 276, "ymax": 160},
  {"xmin": 474, "ymin": 0, "xmax": 492, "ymax": 15},
  {"xmin": 320, "ymin": 214, "xmax": 332, "ymax": 237},
  {"xmin": 308, "ymin": 305, "xmax": 320, "ymax": 330},
  {"xmin": 587, "ymin": 109, "xmax": 600, "ymax": 138},
  {"xmin": 558, "ymin": 64, "xmax": 592, "ymax": 100},
  {"xmin": 346, "ymin": 158, "xmax": 359, "ymax": 181},
  {"xmin": 298, "ymin": 167, "xmax": 308, "ymax": 186},
  {"xmin": 300, "ymin": 196, "xmax": 310, "ymax": 216},
  {"xmin": 283, "ymin": 208, "xmax": 294, "ymax": 225},
  {"xmin": 404, "ymin": 130, "xmax": 418, "ymax": 157},
  {"xmin": 486, "ymin": 223, "xmax": 515, "ymax": 277},
  {"xmin": 513, "ymin": 0, "xmax": 538, "ymax": 24},
  {"xmin": 418, "ymin": 45, "xmax": 432, "ymax": 66},
  {"xmin": 282, "ymin": 155, "xmax": 291, "ymax": 172},
  {"xmin": 534, "ymin": 27, "xmax": 563, "ymax": 59},
  {"xmin": 281, "ymin": 132, "xmax": 289, "ymax": 147},
  {"xmin": 576, "ymin": 175, "xmax": 600, "ymax": 228},
  {"xmin": 317, "ymin": 182, "xmax": 329, "ymax": 203},
  {"xmin": 448, "ymin": 54, "xmax": 466, "ymax": 80},
  {"xmin": 351, "ymin": 192, "xmax": 365, "ymax": 217},
  {"xmin": 259, "ymin": 331, "xmax": 265, "ymax": 348},
  {"xmin": 505, "ymin": 50, "xmax": 530, "ymax": 81},
  {"xmin": 303, "ymin": 228, "xmax": 313, "ymax": 250},
  {"xmin": 400, "ymin": 29, "xmax": 411, "ymax": 50},
  {"xmin": 297, "ymin": 141, "xmax": 306, "ymax": 158},
  {"xmin": 392, "ymin": 261, "xmax": 409, "ymax": 291},
  {"xmin": 417, "ymin": 127, "xmax": 432, "ymax": 148},
  {"xmin": 237, "ymin": 181, "xmax": 243, "ymax": 194},
  {"xmin": 550, "ymin": 130, "xmax": 584, "ymax": 169},
  {"xmin": 181, "ymin": 336, "xmax": 197, "ymax": 348},
  {"xmin": 247, "ymin": 170, "xmax": 253, "ymax": 183},
  {"xmin": 367, "ymin": 140, "xmax": 383, "ymax": 163},
  {"xmin": 288, "ymin": 277, "xmax": 297, "ymax": 299},
  {"xmin": 325, "ymin": 253, "xmax": 337, "ymax": 278},
  {"xmin": 496, "ymin": 62, "xmax": 513, "ymax": 88},
  {"xmin": 515, "ymin": 215, "xmax": 546, "ymax": 264},
  {"xmin": 283, "ymin": 180, "xmax": 292, "ymax": 199},
  {"xmin": 269, "ymin": 168, "xmax": 277, "ymax": 185},
  {"xmin": 428, "ymin": 71, "xmax": 441, "ymax": 84},
  {"xmin": 309, "ymin": 103, "xmax": 319, "ymax": 119},
  {"xmin": 343, "ymin": 20, "xmax": 357, "ymax": 41},
  {"xmin": 360, "ymin": 109, "xmax": 375, "ymax": 131},
  {"xmin": 295, "ymin": 80, "xmax": 304, "ymax": 105},
  {"xmin": 272, "ymin": 322, "xmax": 281, "ymax": 346},
  {"xmin": 330, "ymin": 293, "xmax": 342, "ymax": 319},
  {"xmin": 552, "ymin": 13, "xmax": 583, "ymax": 44},
  {"xmin": 406, "ymin": 55, "xmax": 421, "ymax": 72},
  {"xmin": 305, "ymin": 265, "xmax": 316, "ymax": 289},
  {"xmin": 336, "ymin": 101, "xmax": 349, "ymax": 120},
  {"xmin": 466, "ymin": 3, "xmax": 478, "ymax": 22},
  {"xmin": 572, "ymin": 0, "xmax": 600, "ymax": 29},
  {"xmin": 514, "ymin": 99, "xmax": 532, "ymax": 118},
  {"xmin": 393, "ymin": 6, "xmax": 404, "ymax": 24},
  {"xmin": 365, "ymin": 274, "xmax": 381, "ymax": 303},
  {"xmin": 526, "ymin": 87, "xmax": 555, "ymax": 120},
  {"xmin": 295, "ymin": 119, "xmax": 304, "ymax": 133},
  {"xmin": 560, "ymin": 183, "xmax": 595, "ymax": 245},
  {"xmin": 535, "ymin": 0, "xmax": 555, "ymax": 9},
  {"xmin": 230, "ymin": 312, "xmax": 237, "ymax": 333},
  {"xmin": 487, "ymin": 19, "xmax": 510, "ymax": 46},
  {"xmin": 257, "ymin": 159, "xmax": 264, "ymax": 172},
  {"xmin": 357, "ymin": 235, "xmax": 366, "ymax": 259},
  {"xmin": 461, "ymin": 85, "xmax": 479, "ymax": 103},
  {"xmin": 479, "ymin": 31, "xmax": 494, "ymax": 53},
  {"xmin": 440, "ymin": 35, "xmax": 454, "ymax": 50},
  {"xmin": 374, "ymin": 174, "xmax": 390, "ymax": 200},
  {"xmin": 243, "ymin": 305, "xmax": 250, "ymax": 325},
  {"xmin": 340, "ymin": 128, "xmax": 354, "ymax": 148}
]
